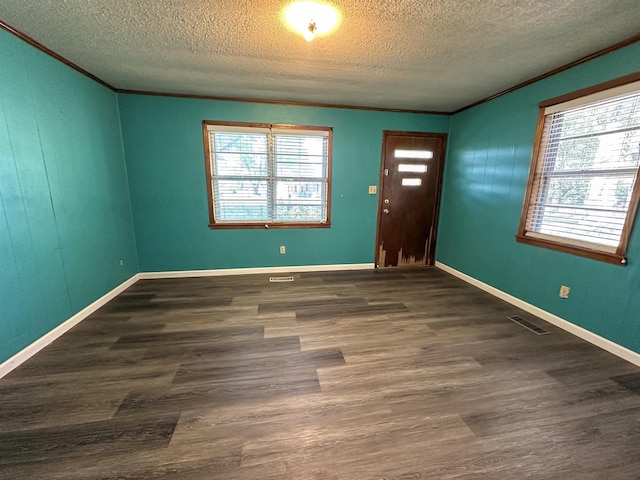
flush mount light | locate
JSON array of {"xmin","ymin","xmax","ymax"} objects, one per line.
[{"xmin": 284, "ymin": 2, "xmax": 340, "ymax": 42}]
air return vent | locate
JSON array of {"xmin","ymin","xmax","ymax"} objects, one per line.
[
  {"xmin": 269, "ymin": 276, "xmax": 295, "ymax": 283},
  {"xmin": 508, "ymin": 315, "xmax": 549, "ymax": 335}
]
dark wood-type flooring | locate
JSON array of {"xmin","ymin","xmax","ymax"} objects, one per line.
[{"xmin": 2, "ymin": 267, "xmax": 640, "ymax": 479}]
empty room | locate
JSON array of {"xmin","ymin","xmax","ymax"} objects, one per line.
[{"xmin": 1, "ymin": 1, "xmax": 640, "ymax": 478}]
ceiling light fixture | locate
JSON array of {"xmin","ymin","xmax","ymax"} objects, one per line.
[
  {"xmin": 284, "ymin": 2, "xmax": 340, "ymax": 42},
  {"xmin": 305, "ymin": 21, "xmax": 317, "ymax": 42}
]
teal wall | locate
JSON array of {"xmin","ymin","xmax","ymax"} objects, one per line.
[
  {"xmin": 118, "ymin": 95, "xmax": 449, "ymax": 271},
  {"xmin": 0, "ymin": 29, "xmax": 138, "ymax": 363},
  {"xmin": 437, "ymin": 42, "xmax": 640, "ymax": 353}
]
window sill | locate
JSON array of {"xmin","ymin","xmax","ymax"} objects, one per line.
[
  {"xmin": 515, "ymin": 234, "xmax": 627, "ymax": 266},
  {"xmin": 209, "ymin": 222, "xmax": 331, "ymax": 230}
]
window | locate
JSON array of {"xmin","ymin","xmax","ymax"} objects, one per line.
[
  {"xmin": 517, "ymin": 75, "xmax": 640, "ymax": 265},
  {"xmin": 203, "ymin": 121, "xmax": 332, "ymax": 229}
]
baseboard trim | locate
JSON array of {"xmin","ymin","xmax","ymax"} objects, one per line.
[
  {"xmin": 435, "ymin": 261, "xmax": 640, "ymax": 367},
  {"xmin": 138, "ymin": 263, "xmax": 375, "ymax": 279},
  {"xmin": 0, "ymin": 274, "xmax": 141, "ymax": 379}
]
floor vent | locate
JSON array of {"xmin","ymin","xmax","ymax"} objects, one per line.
[
  {"xmin": 508, "ymin": 315, "xmax": 550, "ymax": 335},
  {"xmin": 269, "ymin": 276, "xmax": 295, "ymax": 283}
]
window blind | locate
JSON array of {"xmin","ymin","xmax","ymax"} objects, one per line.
[
  {"xmin": 524, "ymin": 88, "xmax": 640, "ymax": 251},
  {"xmin": 210, "ymin": 131, "xmax": 270, "ymax": 222},
  {"xmin": 273, "ymin": 134, "xmax": 328, "ymax": 222}
]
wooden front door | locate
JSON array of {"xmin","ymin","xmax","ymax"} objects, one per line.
[{"xmin": 375, "ymin": 131, "xmax": 446, "ymax": 267}]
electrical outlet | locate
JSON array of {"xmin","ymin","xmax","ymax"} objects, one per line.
[
  {"xmin": 559, "ymin": 285, "xmax": 570, "ymax": 299},
  {"xmin": 368, "ymin": 185, "xmax": 377, "ymax": 194},
  {"xmin": 279, "ymin": 245, "xmax": 286, "ymax": 254}
]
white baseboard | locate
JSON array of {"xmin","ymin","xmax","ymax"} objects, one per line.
[
  {"xmin": 435, "ymin": 261, "xmax": 640, "ymax": 367},
  {"xmin": 138, "ymin": 263, "xmax": 374, "ymax": 279},
  {"xmin": 0, "ymin": 274, "xmax": 141, "ymax": 379}
]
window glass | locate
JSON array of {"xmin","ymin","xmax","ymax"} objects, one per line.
[
  {"xmin": 517, "ymin": 78, "xmax": 640, "ymax": 264},
  {"xmin": 204, "ymin": 123, "xmax": 332, "ymax": 228}
]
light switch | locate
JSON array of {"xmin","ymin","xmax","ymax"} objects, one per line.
[{"xmin": 368, "ymin": 185, "xmax": 377, "ymax": 194}]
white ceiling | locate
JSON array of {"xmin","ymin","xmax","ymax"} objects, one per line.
[{"xmin": 0, "ymin": 0, "xmax": 638, "ymax": 112}]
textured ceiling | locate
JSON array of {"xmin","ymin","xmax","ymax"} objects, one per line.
[{"xmin": 0, "ymin": 0, "xmax": 638, "ymax": 112}]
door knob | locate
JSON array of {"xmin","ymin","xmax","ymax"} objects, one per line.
[{"xmin": 383, "ymin": 208, "xmax": 390, "ymax": 214}]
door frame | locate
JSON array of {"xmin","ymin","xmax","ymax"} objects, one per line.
[{"xmin": 374, "ymin": 130, "xmax": 447, "ymax": 268}]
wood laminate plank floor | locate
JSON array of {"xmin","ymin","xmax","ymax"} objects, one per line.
[{"xmin": 2, "ymin": 267, "xmax": 640, "ymax": 479}]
